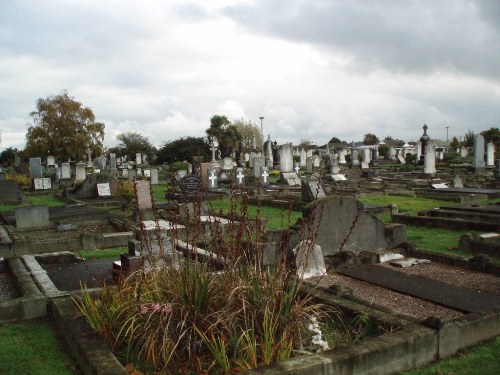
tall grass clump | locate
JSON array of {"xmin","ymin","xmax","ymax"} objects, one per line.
[{"xmin": 74, "ymin": 181, "xmax": 341, "ymax": 374}]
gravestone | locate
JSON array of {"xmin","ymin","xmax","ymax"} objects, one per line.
[
  {"xmin": 222, "ymin": 157, "xmax": 233, "ymax": 171},
  {"xmin": 313, "ymin": 155, "xmax": 321, "ymax": 168},
  {"xmin": 281, "ymin": 172, "xmax": 301, "ymax": 186},
  {"xmin": 55, "ymin": 167, "xmax": 61, "ymax": 181},
  {"xmin": 390, "ymin": 147, "xmax": 397, "ymax": 160},
  {"xmin": 0, "ymin": 180, "xmax": 22, "ymax": 203},
  {"xmin": 453, "ymin": 174, "xmax": 464, "ymax": 188},
  {"xmin": 97, "ymin": 183, "xmax": 111, "ymax": 197},
  {"xmin": 208, "ymin": 168, "xmax": 218, "ymax": 190},
  {"xmin": 260, "ymin": 166, "xmax": 270, "ymax": 186},
  {"xmin": 331, "ymin": 156, "xmax": 340, "ymax": 174},
  {"xmin": 200, "ymin": 163, "xmax": 212, "ymax": 189},
  {"xmin": 294, "ymin": 163, "xmax": 300, "ymax": 175},
  {"xmin": 397, "ymin": 155, "xmax": 406, "ymax": 164},
  {"xmin": 351, "ymin": 149, "xmax": 360, "ymax": 166},
  {"xmin": 297, "ymin": 197, "xmax": 406, "ymax": 256},
  {"xmin": 253, "ymin": 156, "xmax": 265, "ymax": 178},
  {"xmin": 363, "ymin": 148, "xmax": 371, "ymax": 163},
  {"xmin": 191, "ymin": 156, "xmax": 203, "ymax": 176},
  {"xmin": 424, "ymin": 141, "xmax": 436, "ymax": 175},
  {"xmin": 135, "ymin": 180, "xmax": 152, "ymax": 210},
  {"xmin": 331, "ymin": 174, "xmax": 347, "ymax": 181},
  {"xmin": 235, "ymin": 168, "xmax": 245, "ymax": 186},
  {"xmin": 300, "ymin": 149, "xmax": 307, "ymax": 166},
  {"xmin": 33, "ymin": 177, "xmax": 51, "ymax": 190},
  {"xmin": 279, "ymin": 144, "xmax": 293, "ymax": 172},
  {"xmin": 127, "ymin": 169, "xmax": 137, "ymax": 182},
  {"xmin": 460, "ymin": 146, "xmax": 468, "ymax": 158},
  {"xmin": 86, "ymin": 148, "xmax": 93, "ymax": 167},
  {"xmin": 136, "ymin": 153, "xmax": 142, "ymax": 165},
  {"xmin": 177, "ymin": 170, "xmax": 188, "ymax": 181},
  {"xmin": 47, "ymin": 155, "xmax": 55, "ymax": 167},
  {"xmin": 473, "ymin": 135, "xmax": 485, "ymax": 170},
  {"xmin": 29, "ymin": 157, "xmax": 43, "ymax": 178},
  {"xmin": 486, "ymin": 143, "xmax": 495, "ymax": 166},
  {"xmin": 338, "ymin": 149, "xmax": 347, "ymax": 164},
  {"xmin": 360, "ymin": 162, "xmax": 369, "ymax": 169},
  {"xmin": 150, "ymin": 168, "xmax": 159, "ymax": 185},
  {"xmin": 301, "ymin": 179, "xmax": 326, "ymax": 202},
  {"xmin": 306, "ymin": 157, "xmax": 313, "ymax": 173},
  {"xmin": 179, "ymin": 175, "xmax": 201, "ymax": 200},
  {"xmin": 75, "ymin": 163, "xmax": 86, "ymax": 182},
  {"xmin": 136, "ymin": 168, "xmax": 142, "ymax": 177},
  {"xmin": 122, "ymin": 168, "xmax": 129, "ymax": 178},
  {"xmin": 110, "ymin": 153, "xmax": 117, "ymax": 170},
  {"xmin": 61, "ymin": 163, "xmax": 71, "ymax": 179},
  {"xmin": 143, "ymin": 169, "xmax": 151, "ymax": 178},
  {"xmin": 293, "ymin": 241, "xmax": 326, "ymax": 279},
  {"xmin": 15, "ymin": 205, "xmax": 49, "ymax": 229}
]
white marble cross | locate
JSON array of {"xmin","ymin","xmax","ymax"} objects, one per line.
[
  {"xmin": 209, "ymin": 173, "xmax": 217, "ymax": 186},
  {"xmin": 236, "ymin": 170, "xmax": 244, "ymax": 184},
  {"xmin": 294, "ymin": 164, "xmax": 300, "ymax": 174},
  {"xmin": 261, "ymin": 169, "xmax": 269, "ymax": 183}
]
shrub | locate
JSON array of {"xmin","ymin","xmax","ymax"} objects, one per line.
[
  {"xmin": 6, "ymin": 174, "xmax": 31, "ymax": 187},
  {"xmin": 170, "ymin": 161, "xmax": 190, "ymax": 172}
]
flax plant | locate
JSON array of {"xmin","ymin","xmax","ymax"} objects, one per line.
[{"xmin": 75, "ymin": 180, "xmax": 349, "ymax": 374}]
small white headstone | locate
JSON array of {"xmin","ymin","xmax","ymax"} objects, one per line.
[
  {"xmin": 97, "ymin": 183, "xmax": 111, "ymax": 197},
  {"xmin": 293, "ymin": 240, "xmax": 326, "ymax": 279}
]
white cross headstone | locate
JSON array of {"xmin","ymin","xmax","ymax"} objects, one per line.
[
  {"xmin": 261, "ymin": 166, "xmax": 269, "ymax": 186},
  {"xmin": 208, "ymin": 169, "xmax": 218, "ymax": 189},
  {"xmin": 235, "ymin": 168, "xmax": 244, "ymax": 186},
  {"xmin": 294, "ymin": 163, "xmax": 300, "ymax": 174}
]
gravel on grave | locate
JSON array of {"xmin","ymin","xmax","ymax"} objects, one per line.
[
  {"xmin": 0, "ymin": 272, "xmax": 19, "ymax": 301},
  {"xmin": 308, "ymin": 262, "xmax": 500, "ymax": 321}
]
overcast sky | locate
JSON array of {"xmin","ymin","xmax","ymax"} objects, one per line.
[{"xmin": 1, "ymin": 0, "xmax": 499, "ymax": 151}]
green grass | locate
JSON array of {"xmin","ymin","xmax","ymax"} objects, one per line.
[
  {"xmin": 77, "ymin": 247, "xmax": 126, "ymax": 260},
  {"xmin": 405, "ymin": 226, "xmax": 476, "ymax": 254},
  {"xmin": 207, "ymin": 198, "xmax": 302, "ymax": 230},
  {"xmin": 0, "ymin": 320, "xmax": 78, "ymax": 375},
  {"xmin": 151, "ymin": 181, "xmax": 168, "ymax": 202},
  {"xmin": 0, "ymin": 193, "xmax": 66, "ymax": 212},
  {"xmin": 401, "ymin": 337, "xmax": 500, "ymax": 375},
  {"xmin": 358, "ymin": 195, "xmax": 458, "ymax": 216}
]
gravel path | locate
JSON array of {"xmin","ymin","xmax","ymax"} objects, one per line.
[{"xmin": 308, "ymin": 262, "xmax": 500, "ymax": 321}]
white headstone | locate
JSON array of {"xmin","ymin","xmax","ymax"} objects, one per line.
[
  {"xmin": 486, "ymin": 142, "xmax": 495, "ymax": 166},
  {"xmin": 293, "ymin": 240, "xmax": 326, "ymax": 279},
  {"xmin": 279, "ymin": 144, "xmax": 294, "ymax": 172},
  {"xmin": 75, "ymin": 162, "xmax": 86, "ymax": 182},
  {"xmin": 136, "ymin": 153, "xmax": 142, "ymax": 165},
  {"xmin": 300, "ymin": 149, "xmax": 307, "ymax": 167},
  {"xmin": 97, "ymin": 183, "xmax": 111, "ymax": 197},
  {"xmin": 424, "ymin": 141, "xmax": 436, "ymax": 174},
  {"xmin": 61, "ymin": 163, "xmax": 71, "ymax": 179}
]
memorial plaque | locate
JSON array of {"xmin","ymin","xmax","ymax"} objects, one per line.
[
  {"xmin": 144, "ymin": 169, "xmax": 151, "ymax": 178},
  {"xmin": 281, "ymin": 172, "xmax": 301, "ymax": 186},
  {"xmin": 42, "ymin": 177, "xmax": 51, "ymax": 189},
  {"xmin": 97, "ymin": 183, "xmax": 112, "ymax": 197},
  {"xmin": 179, "ymin": 175, "xmax": 201, "ymax": 195},
  {"xmin": 33, "ymin": 178, "xmax": 44, "ymax": 190}
]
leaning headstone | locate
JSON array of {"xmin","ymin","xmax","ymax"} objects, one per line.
[
  {"xmin": 15, "ymin": 205, "xmax": 49, "ymax": 229},
  {"xmin": 208, "ymin": 168, "xmax": 218, "ymax": 190},
  {"xmin": 281, "ymin": 172, "xmax": 301, "ymax": 186},
  {"xmin": 29, "ymin": 157, "xmax": 43, "ymax": 178},
  {"xmin": 301, "ymin": 179, "xmax": 326, "ymax": 202},
  {"xmin": 293, "ymin": 240, "xmax": 326, "ymax": 279},
  {"xmin": 260, "ymin": 166, "xmax": 270, "ymax": 186},
  {"xmin": 397, "ymin": 155, "xmax": 406, "ymax": 164},
  {"xmin": 472, "ymin": 135, "xmax": 485, "ymax": 170}
]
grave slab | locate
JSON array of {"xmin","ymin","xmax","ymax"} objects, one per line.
[{"xmin": 339, "ymin": 264, "xmax": 500, "ymax": 313}]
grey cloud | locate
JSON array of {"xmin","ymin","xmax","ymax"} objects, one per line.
[{"xmin": 224, "ymin": 0, "xmax": 500, "ymax": 80}]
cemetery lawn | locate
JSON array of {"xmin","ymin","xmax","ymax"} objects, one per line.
[
  {"xmin": 401, "ymin": 336, "xmax": 500, "ymax": 375},
  {"xmin": 151, "ymin": 181, "xmax": 168, "ymax": 202},
  {"xmin": 0, "ymin": 319, "xmax": 79, "ymax": 375},
  {"xmin": 207, "ymin": 198, "xmax": 302, "ymax": 230},
  {"xmin": 0, "ymin": 193, "xmax": 66, "ymax": 212}
]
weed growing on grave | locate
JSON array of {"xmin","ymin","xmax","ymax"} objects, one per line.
[{"xmin": 74, "ymin": 181, "xmax": 366, "ymax": 374}]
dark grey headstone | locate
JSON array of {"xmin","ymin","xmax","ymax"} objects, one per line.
[
  {"xmin": 29, "ymin": 157, "xmax": 43, "ymax": 178},
  {"xmin": 0, "ymin": 180, "xmax": 22, "ymax": 203},
  {"xmin": 179, "ymin": 175, "xmax": 201, "ymax": 198},
  {"xmin": 301, "ymin": 179, "xmax": 326, "ymax": 202}
]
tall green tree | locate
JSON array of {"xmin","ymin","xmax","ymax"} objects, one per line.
[
  {"xmin": 462, "ymin": 130, "xmax": 475, "ymax": 148},
  {"xmin": 25, "ymin": 91, "xmax": 105, "ymax": 161},
  {"xmin": 480, "ymin": 127, "xmax": 500, "ymax": 150},
  {"xmin": 232, "ymin": 117, "xmax": 262, "ymax": 152},
  {"xmin": 363, "ymin": 133, "xmax": 379, "ymax": 145},
  {"xmin": 206, "ymin": 115, "xmax": 241, "ymax": 157},
  {"xmin": 157, "ymin": 136, "xmax": 210, "ymax": 163},
  {"xmin": 113, "ymin": 131, "xmax": 155, "ymax": 159}
]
